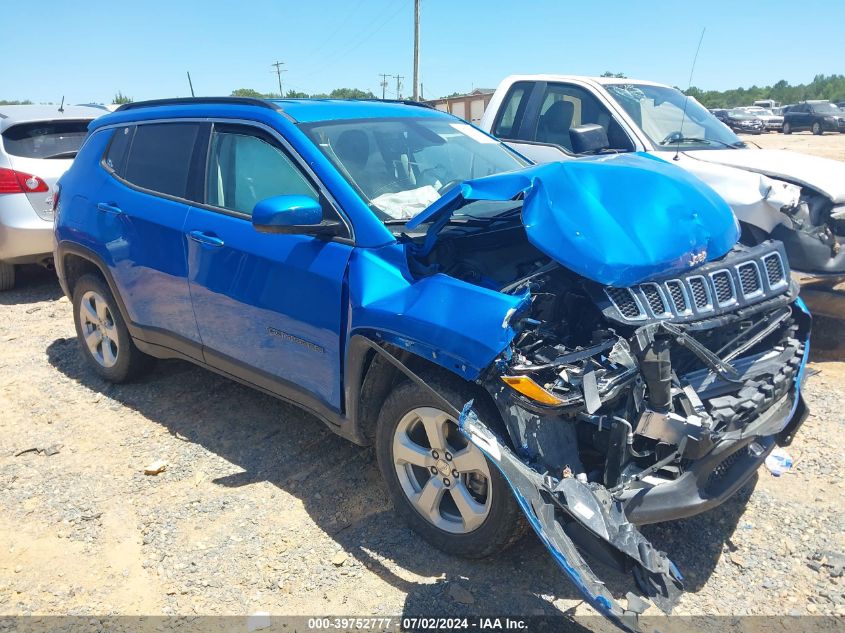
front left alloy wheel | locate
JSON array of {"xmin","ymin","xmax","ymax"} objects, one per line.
[{"xmin": 376, "ymin": 375, "xmax": 525, "ymax": 559}]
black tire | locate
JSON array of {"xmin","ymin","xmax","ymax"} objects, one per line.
[
  {"xmin": 375, "ymin": 374, "xmax": 525, "ymax": 559},
  {"xmin": 782, "ymin": 122, "xmax": 791, "ymax": 134},
  {"xmin": 812, "ymin": 121, "xmax": 823, "ymax": 135},
  {"xmin": 0, "ymin": 262, "xmax": 14, "ymax": 291},
  {"xmin": 72, "ymin": 274, "xmax": 154, "ymax": 383}
]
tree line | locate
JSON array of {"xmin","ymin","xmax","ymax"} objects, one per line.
[
  {"xmin": 686, "ymin": 74, "xmax": 845, "ymax": 108},
  {"xmin": 231, "ymin": 87, "xmax": 376, "ymax": 100},
  {"xmin": 6, "ymin": 75, "xmax": 843, "ymax": 109}
]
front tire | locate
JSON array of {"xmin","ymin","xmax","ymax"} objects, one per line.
[
  {"xmin": 375, "ymin": 375, "xmax": 524, "ymax": 559},
  {"xmin": 0, "ymin": 262, "xmax": 14, "ymax": 291},
  {"xmin": 72, "ymin": 274, "xmax": 154, "ymax": 382},
  {"xmin": 812, "ymin": 122, "xmax": 823, "ymax": 135},
  {"xmin": 783, "ymin": 122, "xmax": 792, "ymax": 134}
]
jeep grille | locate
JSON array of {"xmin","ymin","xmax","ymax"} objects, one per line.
[{"xmin": 602, "ymin": 244, "xmax": 790, "ymax": 323}]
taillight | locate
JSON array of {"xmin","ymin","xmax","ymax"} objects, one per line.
[
  {"xmin": 0, "ymin": 168, "xmax": 20, "ymax": 193},
  {"xmin": 0, "ymin": 167, "xmax": 49, "ymax": 194}
]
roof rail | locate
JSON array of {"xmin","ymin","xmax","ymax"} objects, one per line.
[
  {"xmin": 116, "ymin": 97, "xmax": 279, "ymax": 112},
  {"xmin": 360, "ymin": 98, "xmax": 435, "ymax": 109}
]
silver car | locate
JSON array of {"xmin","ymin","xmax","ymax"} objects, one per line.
[{"xmin": 0, "ymin": 105, "xmax": 103, "ymax": 290}]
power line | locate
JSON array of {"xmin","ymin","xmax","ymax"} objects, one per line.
[
  {"xmin": 297, "ymin": 0, "xmax": 369, "ymax": 63},
  {"xmin": 292, "ymin": 0, "xmax": 407, "ymax": 81}
]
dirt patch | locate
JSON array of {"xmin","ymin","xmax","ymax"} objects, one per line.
[{"xmin": 741, "ymin": 129, "xmax": 845, "ymax": 161}]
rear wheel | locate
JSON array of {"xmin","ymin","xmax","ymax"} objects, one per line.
[
  {"xmin": 72, "ymin": 274, "xmax": 154, "ymax": 382},
  {"xmin": 812, "ymin": 122, "xmax": 823, "ymax": 135},
  {"xmin": 0, "ymin": 262, "xmax": 14, "ymax": 291},
  {"xmin": 375, "ymin": 375, "xmax": 524, "ymax": 559}
]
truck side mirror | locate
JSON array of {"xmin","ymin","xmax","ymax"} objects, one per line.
[{"xmin": 570, "ymin": 124, "xmax": 610, "ymax": 154}]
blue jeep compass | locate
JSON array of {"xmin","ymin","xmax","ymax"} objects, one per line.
[{"xmin": 54, "ymin": 97, "xmax": 811, "ymax": 630}]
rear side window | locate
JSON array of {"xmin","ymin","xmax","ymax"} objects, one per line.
[
  {"xmin": 2, "ymin": 120, "xmax": 90, "ymax": 159},
  {"xmin": 104, "ymin": 125, "xmax": 134, "ymax": 176},
  {"xmin": 123, "ymin": 123, "xmax": 201, "ymax": 199},
  {"xmin": 205, "ymin": 126, "xmax": 317, "ymax": 216},
  {"xmin": 492, "ymin": 83, "xmax": 531, "ymax": 139}
]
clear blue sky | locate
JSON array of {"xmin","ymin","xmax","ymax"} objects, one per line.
[{"xmin": 3, "ymin": 0, "xmax": 842, "ymax": 103}]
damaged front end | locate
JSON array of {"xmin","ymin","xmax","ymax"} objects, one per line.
[
  {"xmin": 401, "ymin": 157, "xmax": 811, "ymax": 631},
  {"xmin": 681, "ymin": 150, "xmax": 845, "ymax": 281},
  {"xmin": 471, "ymin": 242, "xmax": 809, "ymax": 629}
]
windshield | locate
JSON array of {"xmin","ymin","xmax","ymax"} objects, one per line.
[
  {"xmin": 605, "ymin": 83, "xmax": 744, "ymax": 151},
  {"xmin": 1, "ymin": 120, "xmax": 90, "ymax": 159},
  {"xmin": 811, "ymin": 102, "xmax": 842, "ymax": 114},
  {"xmin": 301, "ymin": 117, "xmax": 527, "ymax": 221}
]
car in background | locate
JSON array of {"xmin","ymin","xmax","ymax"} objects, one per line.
[
  {"xmin": 713, "ymin": 108, "xmax": 766, "ymax": 134},
  {"xmin": 479, "ymin": 75, "xmax": 845, "ymax": 283},
  {"xmin": 743, "ymin": 106, "xmax": 783, "ymax": 131},
  {"xmin": 0, "ymin": 104, "xmax": 104, "ymax": 290},
  {"xmin": 783, "ymin": 101, "xmax": 845, "ymax": 135}
]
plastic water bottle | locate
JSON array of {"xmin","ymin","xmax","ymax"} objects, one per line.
[{"xmin": 764, "ymin": 447, "xmax": 793, "ymax": 476}]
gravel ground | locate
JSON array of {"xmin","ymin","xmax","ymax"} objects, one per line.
[{"xmin": 1, "ymin": 265, "xmax": 844, "ymax": 631}]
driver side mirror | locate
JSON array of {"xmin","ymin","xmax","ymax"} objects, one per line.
[
  {"xmin": 252, "ymin": 195, "xmax": 341, "ymax": 237},
  {"xmin": 570, "ymin": 124, "xmax": 610, "ymax": 154}
]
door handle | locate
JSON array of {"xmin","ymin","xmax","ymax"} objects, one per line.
[
  {"xmin": 96, "ymin": 202, "xmax": 123, "ymax": 214},
  {"xmin": 188, "ymin": 230, "xmax": 225, "ymax": 247}
]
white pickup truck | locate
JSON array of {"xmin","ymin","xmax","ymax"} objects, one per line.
[{"xmin": 479, "ymin": 75, "xmax": 845, "ymax": 282}]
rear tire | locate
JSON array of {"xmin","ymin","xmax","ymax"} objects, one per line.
[
  {"xmin": 0, "ymin": 262, "xmax": 14, "ymax": 291},
  {"xmin": 375, "ymin": 375, "xmax": 525, "ymax": 559},
  {"xmin": 812, "ymin": 122, "xmax": 823, "ymax": 135},
  {"xmin": 72, "ymin": 274, "xmax": 154, "ymax": 383}
]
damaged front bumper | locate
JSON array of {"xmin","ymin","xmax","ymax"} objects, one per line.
[
  {"xmin": 457, "ymin": 361, "xmax": 808, "ymax": 632},
  {"xmin": 620, "ymin": 390, "xmax": 809, "ymax": 524},
  {"xmin": 771, "ymin": 222, "xmax": 845, "ymax": 281},
  {"xmin": 467, "ymin": 292, "xmax": 810, "ymax": 630},
  {"xmin": 458, "ymin": 404, "xmax": 683, "ymax": 632}
]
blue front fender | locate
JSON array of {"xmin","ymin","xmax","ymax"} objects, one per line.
[{"xmin": 347, "ymin": 243, "xmax": 529, "ymax": 380}]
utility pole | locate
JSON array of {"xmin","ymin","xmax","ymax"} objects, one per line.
[
  {"xmin": 394, "ymin": 74, "xmax": 404, "ymax": 99},
  {"xmin": 379, "ymin": 73, "xmax": 390, "ymax": 100},
  {"xmin": 271, "ymin": 61, "xmax": 286, "ymax": 98},
  {"xmin": 412, "ymin": 0, "xmax": 420, "ymax": 100},
  {"xmin": 186, "ymin": 71, "xmax": 195, "ymax": 97}
]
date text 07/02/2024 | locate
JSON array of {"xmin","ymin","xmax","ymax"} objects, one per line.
[{"xmin": 306, "ymin": 617, "xmax": 528, "ymax": 630}]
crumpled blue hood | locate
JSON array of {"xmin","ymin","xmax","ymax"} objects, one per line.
[{"xmin": 407, "ymin": 153, "xmax": 739, "ymax": 287}]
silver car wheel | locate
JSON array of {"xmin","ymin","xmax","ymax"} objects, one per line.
[
  {"xmin": 78, "ymin": 290, "xmax": 119, "ymax": 368},
  {"xmin": 392, "ymin": 406, "xmax": 492, "ymax": 534}
]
